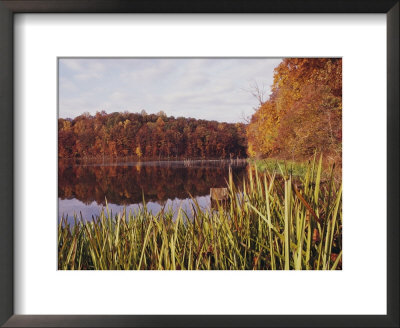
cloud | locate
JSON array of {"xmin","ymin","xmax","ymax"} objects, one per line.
[
  {"xmin": 110, "ymin": 91, "xmax": 126, "ymax": 101},
  {"xmin": 59, "ymin": 58, "xmax": 282, "ymax": 122},
  {"xmin": 61, "ymin": 59, "xmax": 83, "ymax": 71},
  {"xmin": 59, "ymin": 77, "xmax": 77, "ymax": 92}
]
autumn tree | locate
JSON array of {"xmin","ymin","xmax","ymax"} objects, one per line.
[
  {"xmin": 58, "ymin": 111, "xmax": 247, "ymax": 160},
  {"xmin": 247, "ymin": 58, "xmax": 342, "ymax": 164},
  {"xmin": 135, "ymin": 145, "xmax": 142, "ymax": 160}
]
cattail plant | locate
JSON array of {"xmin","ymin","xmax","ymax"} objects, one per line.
[{"xmin": 58, "ymin": 154, "xmax": 342, "ymax": 270}]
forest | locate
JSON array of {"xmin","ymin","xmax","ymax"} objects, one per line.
[
  {"xmin": 58, "ymin": 111, "xmax": 247, "ymax": 160},
  {"xmin": 247, "ymin": 58, "xmax": 342, "ymax": 165},
  {"xmin": 59, "ymin": 58, "xmax": 341, "ymax": 166},
  {"xmin": 58, "ymin": 58, "xmax": 343, "ymax": 270}
]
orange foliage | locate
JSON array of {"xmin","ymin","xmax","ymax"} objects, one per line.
[
  {"xmin": 58, "ymin": 111, "xmax": 247, "ymax": 160},
  {"xmin": 247, "ymin": 58, "xmax": 342, "ymax": 164}
]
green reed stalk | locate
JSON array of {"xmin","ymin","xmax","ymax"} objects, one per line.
[{"xmin": 58, "ymin": 155, "xmax": 342, "ymax": 270}]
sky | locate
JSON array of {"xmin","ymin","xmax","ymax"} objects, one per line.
[{"xmin": 59, "ymin": 58, "xmax": 282, "ymax": 123}]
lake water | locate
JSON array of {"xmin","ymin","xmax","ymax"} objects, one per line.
[{"xmin": 58, "ymin": 159, "xmax": 248, "ymax": 224}]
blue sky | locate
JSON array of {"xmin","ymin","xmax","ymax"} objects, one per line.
[{"xmin": 59, "ymin": 58, "xmax": 282, "ymax": 123}]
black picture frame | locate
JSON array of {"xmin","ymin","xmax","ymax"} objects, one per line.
[{"xmin": 0, "ymin": 1, "xmax": 398, "ymax": 327}]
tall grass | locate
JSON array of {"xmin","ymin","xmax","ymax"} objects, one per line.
[
  {"xmin": 58, "ymin": 154, "xmax": 342, "ymax": 270},
  {"xmin": 249, "ymin": 158, "xmax": 309, "ymax": 178}
]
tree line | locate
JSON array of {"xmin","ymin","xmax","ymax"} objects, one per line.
[
  {"xmin": 59, "ymin": 58, "xmax": 342, "ymax": 164},
  {"xmin": 247, "ymin": 58, "xmax": 342, "ymax": 165},
  {"xmin": 58, "ymin": 111, "xmax": 247, "ymax": 160}
]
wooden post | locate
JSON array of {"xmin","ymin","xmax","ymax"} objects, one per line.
[{"xmin": 210, "ymin": 188, "xmax": 228, "ymax": 201}]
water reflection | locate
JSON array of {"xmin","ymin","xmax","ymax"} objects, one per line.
[{"xmin": 58, "ymin": 160, "xmax": 248, "ymax": 222}]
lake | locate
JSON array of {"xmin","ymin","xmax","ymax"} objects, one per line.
[{"xmin": 58, "ymin": 159, "xmax": 248, "ymax": 224}]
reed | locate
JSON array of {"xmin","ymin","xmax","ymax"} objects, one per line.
[
  {"xmin": 249, "ymin": 158, "xmax": 310, "ymax": 178},
  {"xmin": 58, "ymin": 154, "xmax": 342, "ymax": 270}
]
